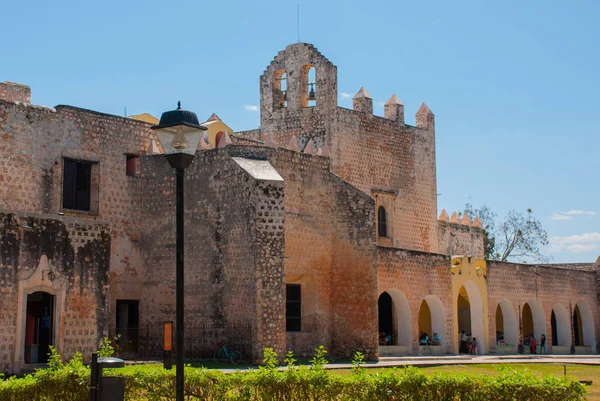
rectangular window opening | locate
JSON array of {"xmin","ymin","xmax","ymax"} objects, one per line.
[
  {"xmin": 126, "ymin": 154, "xmax": 139, "ymax": 177},
  {"xmin": 62, "ymin": 158, "xmax": 93, "ymax": 211},
  {"xmin": 286, "ymin": 284, "xmax": 301, "ymax": 332}
]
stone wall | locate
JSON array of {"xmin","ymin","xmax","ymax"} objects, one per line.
[
  {"xmin": 0, "ymin": 211, "xmax": 110, "ymax": 373},
  {"xmin": 437, "ymin": 220, "xmax": 484, "ymax": 258},
  {"xmin": 136, "ymin": 145, "xmax": 378, "ymax": 360},
  {"xmin": 377, "ymin": 248, "xmax": 453, "ymax": 354},
  {"xmin": 0, "ymin": 82, "xmax": 31, "ymax": 104},
  {"xmin": 137, "ymin": 147, "xmax": 286, "ymax": 362},
  {"xmin": 0, "ymin": 97, "xmax": 156, "ymax": 345},
  {"xmin": 268, "ymin": 149, "xmax": 378, "ymax": 359},
  {"xmin": 487, "ymin": 261, "xmax": 599, "ymax": 354},
  {"xmin": 331, "ymin": 109, "xmax": 438, "ymax": 253},
  {"xmin": 257, "ymin": 43, "xmax": 441, "ymax": 255}
]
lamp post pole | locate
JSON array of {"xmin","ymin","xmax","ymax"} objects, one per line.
[
  {"xmin": 151, "ymin": 102, "xmax": 206, "ymax": 401},
  {"xmin": 175, "ymin": 168, "xmax": 185, "ymax": 401}
]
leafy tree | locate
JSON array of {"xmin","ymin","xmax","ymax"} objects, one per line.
[{"xmin": 465, "ymin": 204, "xmax": 549, "ymax": 263}]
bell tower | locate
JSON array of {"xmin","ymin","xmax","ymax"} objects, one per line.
[{"xmin": 259, "ymin": 43, "xmax": 337, "ymax": 149}]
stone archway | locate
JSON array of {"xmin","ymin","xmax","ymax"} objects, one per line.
[
  {"xmin": 14, "ymin": 255, "xmax": 67, "ymax": 373},
  {"xmin": 495, "ymin": 300, "xmax": 517, "ymax": 353},
  {"xmin": 24, "ymin": 291, "xmax": 55, "ymax": 364},
  {"xmin": 574, "ymin": 302, "xmax": 596, "ymax": 353},
  {"xmin": 551, "ymin": 303, "xmax": 570, "ymax": 352},
  {"xmin": 378, "ymin": 290, "xmax": 412, "ymax": 354},
  {"xmin": 458, "ymin": 281, "xmax": 486, "ymax": 354},
  {"xmin": 521, "ymin": 300, "xmax": 546, "ymax": 348},
  {"xmin": 419, "ymin": 295, "xmax": 445, "ymax": 347}
]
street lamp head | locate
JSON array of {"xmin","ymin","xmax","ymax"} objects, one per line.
[{"xmin": 152, "ymin": 102, "xmax": 207, "ymax": 169}]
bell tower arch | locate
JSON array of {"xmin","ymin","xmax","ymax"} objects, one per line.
[{"xmin": 259, "ymin": 43, "xmax": 337, "ymax": 148}]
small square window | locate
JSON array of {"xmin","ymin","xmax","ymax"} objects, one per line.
[{"xmin": 126, "ymin": 154, "xmax": 139, "ymax": 177}]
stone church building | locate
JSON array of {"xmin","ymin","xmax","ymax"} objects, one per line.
[{"xmin": 0, "ymin": 43, "xmax": 598, "ymax": 373}]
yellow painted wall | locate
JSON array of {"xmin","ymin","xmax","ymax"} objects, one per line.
[
  {"xmin": 202, "ymin": 118, "xmax": 233, "ymax": 148},
  {"xmin": 451, "ymin": 256, "xmax": 489, "ymax": 353},
  {"xmin": 418, "ymin": 300, "xmax": 432, "ymax": 336},
  {"xmin": 130, "ymin": 113, "xmax": 159, "ymax": 124}
]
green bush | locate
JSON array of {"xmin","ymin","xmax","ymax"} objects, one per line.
[{"xmin": 0, "ymin": 348, "xmax": 587, "ymax": 401}]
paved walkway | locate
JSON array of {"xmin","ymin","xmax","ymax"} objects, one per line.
[
  {"xmin": 124, "ymin": 354, "xmax": 600, "ymax": 373},
  {"xmin": 326, "ymin": 354, "xmax": 600, "ymax": 370}
]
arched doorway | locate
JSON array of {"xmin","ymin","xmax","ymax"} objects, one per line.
[
  {"xmin": 573, "ymin": 302, "xmax": 596, "ymax": 353},
  {"xmin": 495, "ymin": 300, "xmax": 517, "ymax": 353},
  {"xmin": 521, "ymin": 300, "xmax": 546, "ymax": 351},
  {"xmin": 573, "ymin": 305, "xmax": 583, "ymax": 346},
  {"xmin": 378, "ymin": 292, "xmax": 394, "ymax": 344},
  {"xmin": 378, "ymin": 290, "xmax": 412, "ymax": 353},
  {"xmin": 456, "ymin": 282, "xmax": 486, "ymax": 354},
  {"xmin": 551, "ymin": 303, "xmax": 570, "ymax": 350},
  {"xmin": 418, "ymin": 295, "xmax": 445, "ymax": 347},
  {"xmin": 457, "ymin": 287, "xmax": 471, "ymax": 340},
  {"xmin": 24, "ymin": 291, "xmax": 55, "ymax": 364}
]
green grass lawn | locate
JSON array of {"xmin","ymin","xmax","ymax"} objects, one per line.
[{"xmin": 413, "ymin": 364, "xmax": 599, "ymax": 401}]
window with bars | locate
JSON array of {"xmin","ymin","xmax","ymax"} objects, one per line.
[
  {"xmin": 62, "ymin": 158, "xmax": 93, "ymax": 211},
  {"xmin": 286, "ymin": 284, "xmax": 301, "ymax": 332}
]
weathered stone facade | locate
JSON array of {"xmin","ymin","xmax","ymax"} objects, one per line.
[{"xmin": 0, "ymin": 43, "xmax": 598, "ymax": 372}]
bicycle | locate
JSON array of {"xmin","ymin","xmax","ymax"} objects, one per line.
[{"xmin": 213, "ymin": 341, "xmax": 241, "ymax": 364}]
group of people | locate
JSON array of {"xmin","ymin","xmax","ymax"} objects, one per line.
[
  {"xmin": 419, "ymin": 331, "xmax": 441, "ymax": 346},
  {"xmin": 379, "ymin": 332, "xmax": 393, "ymax": 345},
  {"xmin": 523, "ymin": 333, "xmax": 546, "ymax": 354},
  {"xmin": 459, "ymin": 330, "xmax": 478, "ymax": 354}
]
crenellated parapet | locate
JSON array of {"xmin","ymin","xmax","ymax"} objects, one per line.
[{"xmin": 437, "ymin": 209, "xmax": 485, "ymax": 258}]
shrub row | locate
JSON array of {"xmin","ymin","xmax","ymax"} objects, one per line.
[{"xmin": 0, "ymin": 348, "xmax": 587, "ymax": 401}]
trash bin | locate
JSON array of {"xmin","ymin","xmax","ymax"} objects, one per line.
[
  {"xmin": 100, "ymin": 376, "xmax": 126, "ymax": 401},
  {"xmin": 90, "ymin": 353, "xmax": 126, "ymax": 401}
]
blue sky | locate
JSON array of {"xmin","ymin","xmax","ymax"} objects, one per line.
[{"xmin": 2, "ymin": 0, "xmax": 598, "ymax": 263}]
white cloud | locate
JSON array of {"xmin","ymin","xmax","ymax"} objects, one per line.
[
  {"xmin": 548, "ymin": 232, "xmax": 600, "ymax": 253},
  {"xmin": 563, "ymin": 210, "xmax": 597, "ymax": 215},
  {"xmin": 565, "ymin": 244, "xmax": 599, "ymax": 253},
  {"xmin": 243, "ymin": 105, "xmax": 259, "ymax": 112},
  {"xmin": 550, "ymin": 213, "xmax": 573, "ymax": 221},
  {"xmin": 340, "ymin": 92, "xmax": 352, "ymax": 99},
  {"xmin": 550, "ymin": 210, "xmax": 596, "ymax": 220}
]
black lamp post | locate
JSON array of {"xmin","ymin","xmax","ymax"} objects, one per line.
[{"xmin": 151, "ymin": 102, "xmax": 206, "ymax": 401}]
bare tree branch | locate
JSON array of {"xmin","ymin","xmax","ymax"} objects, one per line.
[{"xmin": 465, "ymin": 204, "xmax": 550, "ymax": 263}]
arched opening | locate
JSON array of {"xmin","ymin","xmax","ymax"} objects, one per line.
[
  {"xmin": 378, "ymin": 292, "xmax": 394, "ymax": 344},
  {"xmin": 377, "ymin": 206, "xmax": 387, "ymax": 237},
  {"xmin": 378, "ymin": 290, "xmax": 412, "ymax": 353},
  {"xmin": 551, "ymin": 303, "xmax": 570, "ymax": 349},
  {"xmin": 419, "ymin": 295, "xmax": 445, "ymax": 347},
  {"xmin": 457, "ymin": 282, "xmax": 486, "ymax": 354},
  {"xmin": 301, "ymin": 65, "xmax": 316, "ymax": 107},
  {"xmin": 573, "ymin": 305, "xmax": 583, "ymax": 346},
  {"xmin": 273, "ymin": 70, "xmax": 287, "ymax": 109},
  {"xmin": 521, "ymin": 300, "xmax": 546, "ymax": 352},
  {"xmin": 574, "ymin": 302, "xmax": 596, "ymax": 353},
  {"xmin": 496, "ymin": 305, "xmax": 503, "ymax": 337},
  {"xmin": 457, "ymin": 287, "xmax": 471, "ymax": 342},
  {"xmin": 522, "ymin": 303, "xmax": 534, "ymax": 341},
  {"xmin": 495, "ymin": 300, "xmax": 517, "ymax": 353},
  {"xmin": 24, "ymin": 291, "xmax": 54, "ymax": 364},
  {"xmin": 551, "ymin": 311, "xmax": 558, "ymax": 345}
]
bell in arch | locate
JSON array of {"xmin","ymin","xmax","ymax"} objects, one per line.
[{"xmin": 308, "ymin": 83, "xmax": 316, "ymax": 101}]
